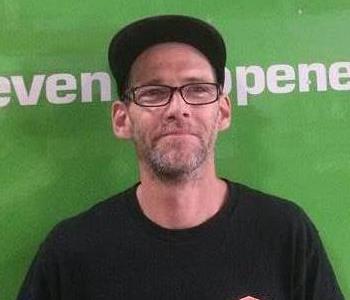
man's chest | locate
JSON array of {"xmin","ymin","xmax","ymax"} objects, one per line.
[{"xmin": 57, "ymin": 240, "xmax": 290, "ymax": 300}]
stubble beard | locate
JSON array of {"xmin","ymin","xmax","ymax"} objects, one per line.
[{"xmin": 133, "ymin": 122, "xmax": 218, "ymax": 183}]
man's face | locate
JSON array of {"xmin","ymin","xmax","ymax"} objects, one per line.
[{"xmin": 113, "ymin": 42, "xmax": 231, "ymax": 182}]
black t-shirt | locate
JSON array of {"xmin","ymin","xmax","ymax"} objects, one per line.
[{"xmin": 18, "ymin": 181, "xmax": 344, "ymax": 300}]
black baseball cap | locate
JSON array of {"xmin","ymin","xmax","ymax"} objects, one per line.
[{"xmin": 108, "ymin": 15, "xmax": 226, "ymax": 98}]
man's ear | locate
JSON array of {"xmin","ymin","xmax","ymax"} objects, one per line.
[
  {"xmin": 218, "ymin": 95, "xmax": 232, "ymax": 131},
  {"xmin": 111, "ymin": 100, "xmax": 133, "ymax": 139}
]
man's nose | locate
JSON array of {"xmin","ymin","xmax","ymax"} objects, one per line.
[{"xmin": 164, "ymin": 89, "xmax": 190, "ymax": 119}]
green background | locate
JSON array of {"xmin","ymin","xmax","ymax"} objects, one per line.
[{"xmin": 1, "ymin": 0, "xmax": 349, "ymax": 298}]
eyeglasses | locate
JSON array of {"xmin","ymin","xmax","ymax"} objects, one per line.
[{"xmin": 124, "ymin": 83, "xmax": 221, "ymax": 107}]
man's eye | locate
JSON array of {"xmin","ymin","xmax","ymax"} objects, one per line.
[
  {"xmin": 140, "ymin": 88, "xmax": 168, "ymax": 98},
  {"xmin": 187, "ymin": 85, "xmax": 211, "ymax": 94}
]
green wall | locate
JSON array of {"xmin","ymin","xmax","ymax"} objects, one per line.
[{"xmin": 1, "ymin": 0, "xmax": 349, "ymax": 298}]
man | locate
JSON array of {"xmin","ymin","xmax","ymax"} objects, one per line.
[{"xmin": 18, "ymin": 15, "xmax": 344, "ymax": 300}]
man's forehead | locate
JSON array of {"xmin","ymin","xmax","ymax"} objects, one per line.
[
  {"xmin": 132, "ymin": 42, "xmax": 212, "ymax": 66},
  {"xmin": 129, "ymin": 42, "xmax": 216, "ymax": 85}
]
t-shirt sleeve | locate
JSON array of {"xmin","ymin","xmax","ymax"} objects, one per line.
[
  {"xmin": 292, "ymin": 207, "xmax": 344, "ymax": 300},
  {"xmin": 17, "ymin": 232, "xmax": 61, "ymax": 300}
]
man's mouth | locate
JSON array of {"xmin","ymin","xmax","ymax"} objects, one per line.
[
  {"xmin": 163, "ymin": 131, "xmax": 192, "ymax": 136},
  {"xmin": 153, "ymin": 129, "xmax": 199, "ymax": 144},
  {"xmin": 159, "ymin": 130, "xmax": 197, "ymax": 139}
]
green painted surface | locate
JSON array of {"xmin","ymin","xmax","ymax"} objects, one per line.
[{"xmin": 1, "ymin": 0, "xmax": 349, "ymax": 298}]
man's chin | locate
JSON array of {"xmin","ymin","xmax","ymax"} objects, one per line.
[
  {"xmin": 151, "ymin": 161, "xmax": 199, "ymax": 182},
  {"xmin": 147, "ymin": 148, "xmax": 207, "ymax": 182},
  {"xmin": 158, "ymin": 147, "xmax": 200, "ymax": 164}
]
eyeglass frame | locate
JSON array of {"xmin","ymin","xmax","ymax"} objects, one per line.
[{"xmin": 122, "ymin": 82, "xmax": 222, "ymax": 107}]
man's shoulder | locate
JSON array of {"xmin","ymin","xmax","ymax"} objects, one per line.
[
  {"xmin": 228, "ymin": 180, "xmax": 300, "ymax": 209},
  {"xmin": 227, "ymin": 180, "xmax": 322, "ymax": 249},
  {"xmin": 228, "ymin": 180, "xmax": 314, "ymax": 231},
  {"xmin": 61, "ymin": 183, "xmax": 138, "ymax": 226},
  {"xmin": 42, "ymin": 184, "xmax": 139, "ymax": 251}
]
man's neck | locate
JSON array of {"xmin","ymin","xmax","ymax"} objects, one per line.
[{"xmin": 136, "ymin": 164, "xmax": 228, "ymax": 229}]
